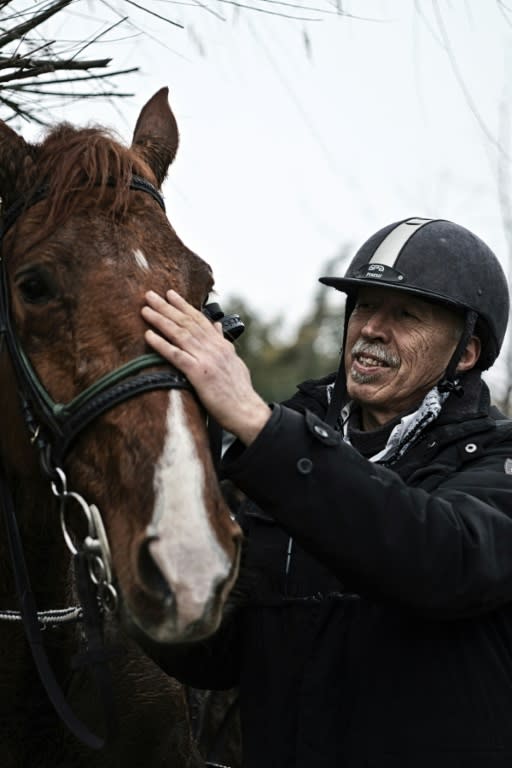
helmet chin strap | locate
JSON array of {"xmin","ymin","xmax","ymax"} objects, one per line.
[
  {"xmin": 325, "ymin": 297, "xmax": 354, "ymax": 428},
  {"xmin": 438, "ymin": 310, "xmax": 478, "ymax": 397}
]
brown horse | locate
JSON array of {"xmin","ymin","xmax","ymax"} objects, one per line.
[{"xmin": 0, "ymin": 89, "xmax": 241, "ymax": 765}]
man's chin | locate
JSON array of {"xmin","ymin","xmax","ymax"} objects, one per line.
[
  {"xmin": 346, "ymin": 375, "xmax": 392, "ymax": 408},
  {"xmin": 347, "ymin": 367, "xmax": 389, "ymax": 390}
]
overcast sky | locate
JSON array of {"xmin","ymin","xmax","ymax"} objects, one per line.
[{"xmin": 14, "ymin": 0, "xmax": 512, "ymax": 387}]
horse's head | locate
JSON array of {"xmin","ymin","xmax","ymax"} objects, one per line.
[{"xmin": 0, "ymin": 89, "xmax": 241, "ymax": 643}]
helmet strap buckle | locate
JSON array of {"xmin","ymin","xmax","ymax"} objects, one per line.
[{"xmin": 438, "ymin": 378, "xmax": 464, "ymax": 398}]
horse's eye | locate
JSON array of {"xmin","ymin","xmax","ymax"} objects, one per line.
[{"xmin": 16, "ymin": 269, "xmax": 57, "ymax": 305}]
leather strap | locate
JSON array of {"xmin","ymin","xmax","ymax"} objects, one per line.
[{"xmin": 0, "ymin": 461, "xmax": 117, "ymax": 749}]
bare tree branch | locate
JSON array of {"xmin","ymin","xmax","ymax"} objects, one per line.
[
  {"xmin": 0, "ymin": 1, "xmax": 139, "ymax": 123},
  {"xmin": 0, "ymin": 0, "xmax": 337, "ymax": 124},
  {"xmin": 0, "ymin": 1, "xmax": 73, "ymax": 48},
  {"xmin": 0, "ymin": 56, "xmax": 113, "ymax": 83},
  {"xmin": 69, "ymin": 15, "xmax": 130, "ymax": 61},
  {"xmin": 123, "ymin": 0, "xmax": 183, "ymax": 27},
  {"xmin": 432, "ymin": 0, "xmax": 511, "ymax": 163},
  {"xmin": 3, "ymin": 65, "xmax": 137, "ymax": 86}
]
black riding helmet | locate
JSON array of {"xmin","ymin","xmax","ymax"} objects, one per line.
[{"xmin": 319, "ymin": 217, "xmax": 510, "ymax": 424}]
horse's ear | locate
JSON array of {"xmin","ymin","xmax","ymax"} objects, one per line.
[
  {"xmin": 131, "ymin": 87, "xmax": 179, "ymax": 187},
  {"xmin": 0, "ymin": 121, "xmax": 34, "ymax": 208}
]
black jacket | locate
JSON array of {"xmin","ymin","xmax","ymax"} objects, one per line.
[{"xmin": 153, "ymin": 376, "xmax": 512, "ymax": 768}]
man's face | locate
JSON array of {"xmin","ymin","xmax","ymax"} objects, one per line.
[{"xmin": 344, "ymin": 286, "xmax": 464, "ymax": 429}]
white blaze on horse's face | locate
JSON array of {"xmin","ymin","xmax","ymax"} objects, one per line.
[
  {"xmin": 132, "ymin": 248, "xmax": 150, "ymax": 272},
  {"xmin": 148, "ymin": 390, "xmax": 231, "ymax": 640}
]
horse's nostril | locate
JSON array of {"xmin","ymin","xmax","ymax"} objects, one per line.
[{"xmin": 138, "ymin": 538, "xmax": 173, "ymax": 602}]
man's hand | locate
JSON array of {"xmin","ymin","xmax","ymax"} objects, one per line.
[{"xmin": 142, "ymin": 290, "xmax": 271, "ymax": 446}]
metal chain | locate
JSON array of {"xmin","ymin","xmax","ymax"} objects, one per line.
[
  {"xmin": 50, "ymin": 466, "xmax": 118, "ymax": 614},
  {"xmin": 0, "ymin": 463, "xmax": 118, "ymax": 627}
]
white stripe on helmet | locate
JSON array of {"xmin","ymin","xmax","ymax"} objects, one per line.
[{"xmin": 369, "ymin": 218, "xmax": 436, "ymax": 267}]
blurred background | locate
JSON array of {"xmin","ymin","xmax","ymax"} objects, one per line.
[{"xmin": 2, "ymin": 0, "xmax": 512, "ymax": 405}]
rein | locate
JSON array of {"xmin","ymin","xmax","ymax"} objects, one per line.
[{"xmin": 0, "ymin": 176, "xmax": 197, "ymax": 750}]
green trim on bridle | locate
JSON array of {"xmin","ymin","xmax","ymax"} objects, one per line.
[{"xmin": 18, "ymin": 348, "xmax": 170, "ymax": 421}]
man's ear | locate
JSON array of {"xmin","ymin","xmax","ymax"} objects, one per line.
[{"xmin": 456, "ymin": 335, "xmax": 481, "ymax": 373}]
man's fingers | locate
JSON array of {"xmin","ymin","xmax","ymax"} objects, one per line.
[
  {"xmin": 142, "ymin": 291, "xmax": 271, "ymax": 442},
  {"xmin": 143, "ymin": 291, "xmax": 227, "ymax": 351},
  {"xmin": 144, "ymin": 290, "xmax": 192, "ymax": 327},
  {"xmin": 142, "ymin": 289, "xmax": 231, "ymax": 379},
  {"xmin": 165, "ymin": 289, "xmax": 218, "ymax": 332},
  {"xmin": 145, "ymin": 290, "xmax": 214, "ymax": 333},
  {"xmin": 142, "ymin": 304, "xmax": 177, "ymax": 336},
  {"xmin": 142, "ymin": 303, "xmax": 206, "ymax": 350},
  {"xmin": 144, "ymin": 329, "xmax": 195, "ymax": 368},
  {"xmin": 165, "ymin": 289, "xmax": 190, "ymax": 308},
  {"xmin": 145, "ymin": 290, "xmax": 175, "ymax": 317},
  {"xmin": 142, "ymin": 298, "xmax": 223, "ymax": 368}
]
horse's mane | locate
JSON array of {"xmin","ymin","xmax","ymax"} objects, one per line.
[{"xmin": 28, "ymin": 123, "xmax": 152, "ymax": 231}]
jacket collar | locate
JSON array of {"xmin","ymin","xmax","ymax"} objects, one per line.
[
  {"xmin": 288, "ymin": 369, "xmax": 495, "ymax": 460},
  {"xmin": 291, "ymin": 369, "xmax": 488, "ymax": 422}
]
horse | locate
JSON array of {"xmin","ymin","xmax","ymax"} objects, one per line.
[{"xmin": 0, "ymin": 88, "xmax": 242, "ymax": 766}]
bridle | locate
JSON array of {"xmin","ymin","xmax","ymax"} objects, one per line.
[
  {"xmin": 0, "ymin": 175, "xmax": 195, "ymax": 466},
  {"xmin": 0, "ymin": 175, "xmax": 204, "ymax": 749}
]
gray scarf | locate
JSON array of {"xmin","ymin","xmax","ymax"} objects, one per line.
[{"xmin": 327, "ymin": 383, "xmax": 450, "ymax": 465}]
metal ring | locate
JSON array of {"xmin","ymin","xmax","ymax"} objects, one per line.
[
  {"xmin": 87, "ymin": 553, "xmax": 107, "ymax": 586},
  {"xmin": 87, "ymin": 504, "xmax": 113, "ymax": 584},
  {"xmin": 98, "ymin": 582, "xmax": 119, "ymax": 614},
  {"xmin": 59, "ymin": 492, "xmax": 95, "ymax": 555},
  {"xmin": 89, "ymin": 553, "xmax": 105, "ymax": 584},
  {"xmin": 50, "ymin": 466, "xmax": 68, "ymax": 498}
]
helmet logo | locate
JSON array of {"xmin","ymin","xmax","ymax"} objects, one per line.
[{"xmin": 355, "ymin": 263, "xmax": 406, "ymax": 283}]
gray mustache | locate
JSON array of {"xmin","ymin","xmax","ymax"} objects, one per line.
[{"xmin": 351, "ymin": 339, "xmax": 400, "ymax": 368}]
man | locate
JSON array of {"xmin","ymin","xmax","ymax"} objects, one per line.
[{"xmin": 141, "ymin": 217, "xmax": 512, "ymax": 768}]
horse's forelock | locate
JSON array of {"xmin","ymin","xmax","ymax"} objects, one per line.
[{"xmin": 29, "ymin": 124, "xmax": 153, "ymax": 231}]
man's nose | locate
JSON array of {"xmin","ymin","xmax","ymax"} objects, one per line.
[{"xmin": 361, "ymin": 310, "xmax": 392, "ymax": 341}]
